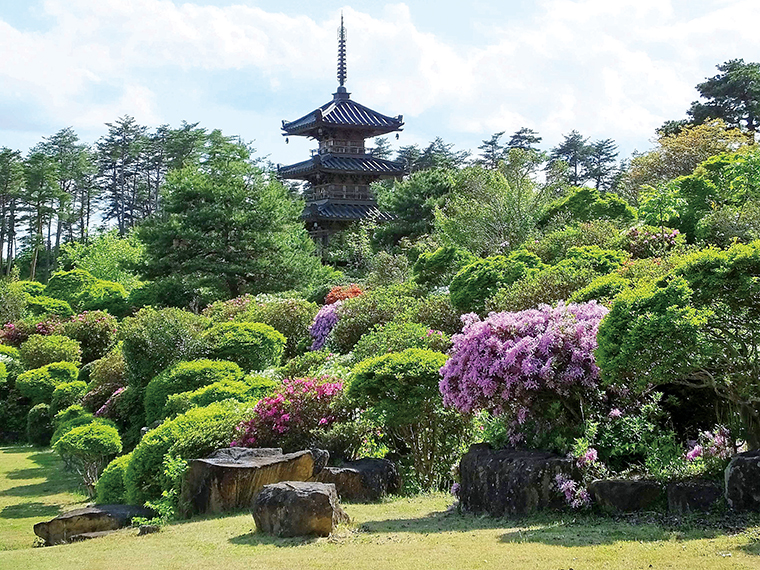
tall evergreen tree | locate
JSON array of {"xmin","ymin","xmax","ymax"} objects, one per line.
[
  {"xmin": 550, "ymin": 130, "xmax": 591, "ymax": 186},
  {"xmin": 21, "ymin": 152, "xmax": 59, "ymax": 281},
  {"xmin": 477, "ymin": 132, "xmax": 506, "ymax": 169},
  {"xmin": 586, "ymin": 138, "xmax": 619, "ymax": 192},
  {"xmin": 0, "ymin": 148, "xmax": 24, "ymax": 274},
  {"xmin": 371, "ymin": 137, "xmax": 393, "ymax": 159},
  {"xmin": 507, "ymin": 127, "xmax": 542, "ymax": 151}
]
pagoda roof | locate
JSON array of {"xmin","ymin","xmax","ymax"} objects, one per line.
[
  {"xmin": 282, "ymin": 90, "xmax": 403, "ymax": 138},
  {"xmin": 279, "ymin": 153, "xmax": 405, "ymax": 180},
  {"xmin": 303, "ymin": 201, "xmax": 395, "ymax": 223}
]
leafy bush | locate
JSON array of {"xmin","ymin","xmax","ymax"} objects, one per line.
[
  {"xmin": 95, "ymin": 452, "xmax": 133, "ymax": 504},
  {"xmin": 233, "ymin": 377, "xmax": 346, "ymax": 452},
  {"xmin": 26, "ymin": 403, "xmax": 53, "ymax": 446},
  {"xmin": 61, "ymin": 311, "xmax": 117, "ymax": 364},
  {"xmin": 16, "ymin": 362, "xmax": 79, "ymax": 405},
  {"xmin": 82, "ymin": 279, "xmax": 129, "ymax": 316},
  {"xmin": 540, "ymin": 187, "xmax": 636, "ymax": 227},
  {"xmin": 0, "ymin": 279, "xmax": 27, "ymax": 326},
  {"xmin": 523, "ymin": 221, "xmax": 623, "ymax": 264},
  {"xmin": 50, "ymin": 381, "xmax": 88, "ymax": 417},
  {"xmin": 440, "ymin": 303, "xmax": 609, "ymax": 451},
  {"xmin": 353, "ymin": 321, "xmax": 450, "ymax": 362},
  {"xmin": 19, "ymin": 335, "xmax": 81, "ymax": 370},
  {"xmin": 325, "ymin": 284, "xmax": 364, "ymax": 304},
  {"xmin": 0, "ymin": 345, "xmax": 20, "ymax": 361},
  {"xmin": 125, "ymin": 402, "xmax": 247, "ymax": 505},
  {"xmin": 450, "ymin": 251, "xmax": 546, "ymax": 314},
  {"xmin": 82, "ymin": 345, "xmax": 126, "ymax": 413},
  {"xmin": 235, "ymin": 297, "xmax": 318, "ymax": 359},
  {"xmin": 144, "ymin": 360, "xmax": 244, "ymax": 424},
  {"xmin": 622, "ymin": 225, "xmax": 685, "ymax": 258},
  {"xmin": 119, "ymin": 307, "xmax": 210, "ymax": 390},
  {"xmin": 278, "ymin": 349, "xmax": 334, "ymax": 379},
  {"xmin": 50, "ymin": 405, "xmax": 113, "ymax": 446},
  {"xmin": 330, "ymin": 286, "xmax": 423, "ymax": 353},
  {"xmin": 695, "ymin": 201, "xmax": 760, "ymax": 248},
  {"xmin": 407, "ymin": 294, "xmax": 463, "ymax": 335},
  {"xmin": 413, "ymin": 246, "xmax": 476, "ymax": 289},
  {"xmin": 0, "ymin": 387, "xmax": 30, "ymax": 442},
  {"xmin": 9, "ymin": 280, "xmax": 45, "ymax": 297},
  {"xmin": 349, "ymin": 348, "xmax": 471, "ymax": 489},
  {"xmin": 569, "ymin": 273, "xmax": 630, "ymax": 304},
  {"xmin": 26, "ymin": 296, "xmax": 74, "ymax": 319},
  {"xmin": 0, "ymin": 345, "xmax": 24, "ymax": 385},
  {"xmin": 54, "ymin": 422, "xmax": 122, "ymax": 497},
  {"xmin": 164, "ymin": 375, "xmax": 276, "ymax": 417},
  {"xmin": 46, "ymin": 268, "xmax": 128, "ymax": 316},
  {"xmin": 204, "ymin": 322, "xmax": 285, "ymax": 372}
]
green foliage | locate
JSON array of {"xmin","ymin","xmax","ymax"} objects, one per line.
[
  {"xmin": 413, "ymin": 246, "xmax": 476, "ymax": 289},
  {"xmin": 330, "ymin": 285, "xmax": 422, "ymax": 353},
  {"xmin": 25, "ymin": 296, "xmax": 74, "ymax": 319},
  {"xmin": 45, "ymin": 269, "xmax": 128, "ymax": 317},
  {"xmin": 540, "ymin": 187, "xmax": 636, "ymax": 227},
  {"xmin": 126, "ymin": 275, "xmax": 218, "ymax": 312},
  {"xmin": 696, "ymin": 201, "xmax": 760, "ymax": 247},
  {"xmin": 26, "ymin": 403, "xmax": 53, "ymax": 446},
  {"xmin": 524, "ymin": 220, "xmax": 623, "ymax": 264},
  {"xmin": 119, "ymin": 307, "xmax": 210, "ymax": 390},
  {"xmin": 569, "ymin": 273, "xmax": 630, "ymax": 304},
  {"xmin": 95, "ymin": 452, "xmax": 133, "ymax": 504},
  {"xmin": 8, "ymin": 280, "xmax": 45, "ymax": 297},
  {"xmin": 51, "ymin": 410, "xmax": 117, "ymax": 448},
  {"xmin": 450, "ymin": 250, "xmax": 545, "ymax": 314},
  {"xmin": 19, "ymin": 334, "xmax": 81, "ymax": 370},
  {"xmin": 277, "ymin": 350, "xmax": 333, "ymax": 379},
  {"xmin": 203, "ymin": 322, "xmax": 285, "ymax": 372},
  {"xmin": 125, "ymin": 402, "xmax": 246, "ymax": 506},
  {"xmin": 0, "ymin": 279, "xmax": 27, "ymax": 325},
  {"xmin": 0, "ymin": 345, "xmax": 24, "ymax": 386},
  {"xmin": 62, "ymin": 311, "xmax": 118, "ymax": 364},
  {"xmin": 353, "ymin": 321, "xmax": 450, "ymax": 362},
  {"xmin": 639, "ymin": 182, "xmax": 687, "ymax": 230},
  {"xmin": 54, "ymin": 422, "xmax": 122, "ymax": 496},
  {"xmin": 163, "ymin": 376, "xmax": 275, "ymax": 417},
  {"xmin": 367, "ymin": 251, "xmax": 411, "ymax": 288},
  {"xmin": 83, "ymin": 279, "xmax": 129, "ymax": 317},
  {"xmin": 564, "ymin": 246, "xmax": 628, "ymax": 274},
  {"xmin": 312, "ymin": 415, "xmax": 390, "ymax": 463},
  {"xmin": 59, "ymin": 230, "xmax": 144, "ymax": 291},
  {"xmin": 16, "ymin": 362, "xmax": 79, "ymax": 405},
  {"xmin": 144, "ymin": 360, "xmax": 244, "ymax": 424},
  {"xmin": 50, "ymin": 381, "xmax": 87, "ymax": 417},
  {"xmin": 348, "ymin": 349, "xmax": 471, "ymax": 489},
  {"xmin": 406, "ymin": 294, "xmax": 463, "ymax": 335}
]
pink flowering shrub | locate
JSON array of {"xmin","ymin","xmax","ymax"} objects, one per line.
[
  {"xmin": 309, "ymin": 301, "xmax": 342, "ymax": 351},
  {"xmin": 623, "ymin": 225, "xmax": 684, "ymax": 258},
  {"xmin": 62, "ymin": 311, "xmax": 118, "ymax": 364},
  {"xmin": 555, "ymin": 473, "xmax": 591, "ymax": 509},
  {"xmin": 685, "ymin": 425, "xmax": 737, "ymax": 477},
  {"xmin": 231, "ymin": 377, "xmax": 347, "ymax": 452},
  {"xmin": 439, "ymin": 301, "xmax": 608, "ymax": 447}
]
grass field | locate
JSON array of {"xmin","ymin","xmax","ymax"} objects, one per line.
[{"xmin": 1, "ymin": 446, "xmax": 759, "ymax": 570}]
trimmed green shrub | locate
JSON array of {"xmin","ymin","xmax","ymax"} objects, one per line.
[
  {"xmin": 46, "ymin": 269, "xmax": 99, "ymax": 307},
  {"xmin": 277, "ymin": 350, "xmax": 334, "ymax": 379},
  {"xmin": 0, "ymin": 345, "xmax": 20, "ymax": 361},
  {"xmin": 406, "ymin": 294, "xmax": 463, "ymax": 335},
  {"xmin": 348, "ymin": 349, "xmax": 471, "ymax": 489},
  {"xmin": 570, "ymin": 273, "xmax": 631, "ymax": 304},
  {"xmin": 204, "ymin": 322, "xmax": 284, "ymax": 372},
  {"xmin": 0, "ymin": 388, "xmax": 32, "ymax": 442},
  {"xmin": 62, "ymin": 311, "xmax": 117, "ymax": 364},
  {"xmin": 95, "ymin": 452, "xmax": 132, "ymax": 505},
  {"xmin": 144, "ymin": 360, "xmax": 244, "ymax": 424},
  {"xmin": 236, "ymin": 297, "xmax": 318, "ymax": 360},
  {"xmin": 16, "ymin": 362, "xmax": 79, "ymax": 405},
  {"xmin": 26, "ymin": 403, "xmax": 53, "ymax": 446},
  {"xmin": 125, "ymin": 402, "xmax": 246, "ymax": 505},
  {"xmin": 353, "ymin": 321, "xmax": 451, "ymax": 362},
  {"xmin": 25, "ymin": 296, "xmax": 74, "ymax": 319},
  {"xmin": 9, "ymin": 280, "xmax": 45, "ymax": 298},
  {"xmin": 163, "ymin": 376, "xmax": 276, "ymax": 418},
  {"xmin": 50, "ymin": 381, "xmax": 88, "ymax": 417},
  {"xmin": 54, "ymin": 422, "xmax": 122, "ymax": 496},
  {"xmin": 19, "ymin": 335, "xmax": 81, "ymax": 370},
  {"xmin": 523, "ymin": 220, "xmax": 623, "ymax": 264},
  {"xmin": 0, "ymin": 345, "xmax": 24, "ymax": 386},
  {"xmin": 51, "ymin": 408, "xmax": 117, "ymax": 447},
  {"xmin": 539, "ymin": 187, "xmax": 636, "ymax": 227},
  {"xmin": 450, "ymin": 250, "xmax": 546, "ymax": 314},
  {"xmin": 120, "ymin": 307, "xmax": 210, "ymax": 390},
  {"xmin": 413, "ymin": 246, "xmax": 476, "ymax": 289}
]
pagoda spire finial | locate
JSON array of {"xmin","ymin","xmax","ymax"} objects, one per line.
[{"xmin": 337, "ymin": 12, "xmax": 347, "ymax": 88}]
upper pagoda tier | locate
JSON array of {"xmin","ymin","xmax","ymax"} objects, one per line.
[{"xmin": 281, "ymin": 87, "xmax": 404, "ymax": 139}]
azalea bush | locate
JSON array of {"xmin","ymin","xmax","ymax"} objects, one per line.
[
  {"xmin": 325, "ymin": 284, "xmax": 364, "ymax": 305},
  {"xmin": 440, "ymin": 302, "xmax": 609, "ymax": 450},
  {"xmin": 61, "ymin": 311, "xmax": 118, "ymax": 364},
  {"xmin": 623, "ymin": 225, "xmax": 684, "ymax": 258},
  {"xmin": 19, "ymin": 334, "xmax": 82, "ymax": 369},
  {"xmin": 232, "ymin": 377, "xmax": 347, "ymax": 452}
]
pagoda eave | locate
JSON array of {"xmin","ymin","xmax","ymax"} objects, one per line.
[{"xmin": 278, "ymin": 154, "xmax": 406, "ymax": 181}]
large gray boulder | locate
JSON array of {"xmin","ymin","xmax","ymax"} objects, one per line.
[
  {"xmin": 316, "ymin": 458, "xmax": 401, "ymax": 502},
  {"xmin": 33, "ymin": 504, "xmax": 154, "ymax": 546},
  {"xmin": 179, "ymin": 447, "xmax": 329, "ymax": 517},
  {"xmin": 667, "ymin": 480, "xmax": 723, "ymax": 513},
  {"xmin": 588, "ymin": 479, "xmax": 664, "ymax": 512},
  {"xmin": 725, "ymin": 450, "xmax": 760, "ymax": 511},
  {"xmin": 252, "ymin": 481, "xmax": 349, "ymax": 537},
  {"xmin": 459, "ymin": 444, "xmax": 576, "ymax": 517}
]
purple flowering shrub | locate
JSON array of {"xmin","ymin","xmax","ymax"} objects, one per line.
[
  {"xmin": 685, "ymin": 425, "xmax": 739, "ymax": 477},
  {"xmin": 309, "ymin": 301, "xmax": 342, "ymax": 351},
  {"xmin": 231, "ymin": 377, "xmax": 347, "ymax": 452},
  {"xmin": 623, "ymin": 225, "xmax": 684, "ymax": 258},
  {"xmin": 439, "ymin": 301, "xmax": 608, "ymax": 447}
]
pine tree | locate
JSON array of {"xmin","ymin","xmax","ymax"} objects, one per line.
[
  {"xmin": 550, "ymin": 131, "xmax": 591, "ymax": 186},
  {"xmin": 507, "ymin": 128, "xmax": 542, "ymax": 151},
  {"xmin": 586, "ymin": 138, "xmax": 619, "ymax": 192},
  {"xmin": 477, "ymin": 132, "xmax": 506, "ymax": 169},
  {"xmin": 0, "ymin": 148, "xmax": 24, "ymax": 274}
]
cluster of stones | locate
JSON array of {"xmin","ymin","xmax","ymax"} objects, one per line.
[
  {"xmin": 458, "ymin": 445, "xmax": 760, "ymax": 516},
  {"xmin": 34, "ymin": 447, "xmax": 401, "ymax": 545}
]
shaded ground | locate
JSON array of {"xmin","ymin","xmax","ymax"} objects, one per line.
[{"xmin": 0, "ymin": 447, "xmax": 759, "ymax": 569}]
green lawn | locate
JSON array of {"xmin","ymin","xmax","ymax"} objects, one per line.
[{"xmin": 1, "ymin": 446, "xmax": 759, "ymax": 570}]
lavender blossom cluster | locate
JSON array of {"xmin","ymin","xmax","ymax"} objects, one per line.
[
  {"xmin": 439, "ymin": 301, "xmax": 609, "ymax": 420},
  {"xmin": 308, "ymin": 300, "xmax": 342, "ymax": 351}
]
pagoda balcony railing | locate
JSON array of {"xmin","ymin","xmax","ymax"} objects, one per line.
[{"xmin": 309, "ymin": 184, "xmax": 372, "ymax": 201}]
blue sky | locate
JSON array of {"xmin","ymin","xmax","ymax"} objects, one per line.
[{"xmin": 0, "ymin": 0, "xmax": 758, "ymax": 166}]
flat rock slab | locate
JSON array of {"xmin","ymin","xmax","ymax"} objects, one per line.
[
  {"xmin": 588, "ymin": 479, "xmax": 664, "ymax": 512},
  {"xmin": 317, "ymin": 458, "xmax": 401, "ymax": 502},
  {"xmin": 459, "ymin": 444, "xmax": 577, "ymax": 517},
  {"xmin": 34, "ymin": 504, "xmax": 154, "ymax": 546},
  {"xmin": 725, "ymin": 450, "xmax": 760, "ymax": 511},
  {"xmin": 667, "ymin": 480, "xmax": 723, "ymax": 513},
  {"xmin": 179, "ymin": 447, "xmax": 329, "ymax": 517},
  {"xmin": 252, "ymin": 481, "xmax": 349, "ymax": 537}
]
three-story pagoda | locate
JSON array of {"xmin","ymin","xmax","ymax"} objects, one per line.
[{"xmin": 278, "ymin": 16, "xmax": 405, "ymax": 246}]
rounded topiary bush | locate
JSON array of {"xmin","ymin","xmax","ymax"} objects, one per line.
[
  {"xmin": 125, "ymin": 402, "xmax": 246, "ymax": 505},
  {"xmin": 9, "ymin": 280, "xmax": 45, "ymax": 298},
  {"xmin": 50, "ymin": 381, "xmax": 88, "ymax": 417},
  {"xmin": 353, "ymin": 321, "xmax": 451, "ymax": 362},
  {"xmin": 54, "ymin": 422, "xmax": 122, "ymax": 496},
  {"xmin": 19, "ymin": 335, "xmax": 81, "ymax": 370},
  {"xmin": 45, "ymin": 269, "xmax": 99, "ymax": 308},
  {"xmin": 413, "ymin": 246, "xmax": 476, "ymax": 289},
  {"xmin": 236, "ymin": 297, "xmax": 319, "ymax": 359},
  {"xmin": 204, "ymin": 322, "xmax": 285, "ymax": 372},
  {"xmin": 16, "ymin": 362, "xmax": 79, "ymax": 405},
  {"xmin": 26, "ymin": 403, "xmax": 53, "ymax": 446},
  {"xmin": 82, "ymin": 280, "xmax": 129, "ymax": 317},
  {"xmin": 163, "ymin": 376, "xmax": 276, "ymax": 418},
  {"xmin": 95, "ymin": 452, "xmax": 132, "ymax": 504},
  {"xmin": 62, "ymin": 311, "xmax": 118, "ymax": 364},
  {"xmin": 50, "ymin": 406, "xmax": 117, "ymax": 447},
  {"xmin": 0, "ymin": 345, "xmax": 25, "ymax": 386},
  {"xmin": 143, "ymin": 359, "xmax": 244, "ymax": 424},
  {"xmin": 26, "ymin": 296, "xmax": 74, "ymax": 319}
]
